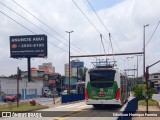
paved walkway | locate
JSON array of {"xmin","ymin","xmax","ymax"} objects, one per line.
[{"xmin": 132, "ymin": 105, "xmax": 160, "ymax": 120}]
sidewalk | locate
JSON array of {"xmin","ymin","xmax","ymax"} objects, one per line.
[{"xmin": 132, "ymin": 105, "xmax": 160, "ymax": 120}]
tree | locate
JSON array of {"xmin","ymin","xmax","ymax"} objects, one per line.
[
  {"xmin": 78, "ymin": 67, "xmax": 88, "ymax": 81},
  {"xmin": 132, "ymin": 84, "xmax": 156, "ymax": 100}
]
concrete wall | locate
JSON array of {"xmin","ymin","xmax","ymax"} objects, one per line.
[{"xmin": 0, "ymin": 78, "xmax": 43, "ymax": 96}]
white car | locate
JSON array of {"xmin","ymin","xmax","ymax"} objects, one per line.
[
  {"xmin": 60, "ymin": 90, "xmax": 68, "ymax": 95},
  {"xmin": 60, "ymin": 90, "xmax": 77, "ymax": 95}
]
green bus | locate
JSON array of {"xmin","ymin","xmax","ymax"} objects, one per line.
[{"xmin": 85, "ymin": 66, "xmax": 129, "ymax": 108}]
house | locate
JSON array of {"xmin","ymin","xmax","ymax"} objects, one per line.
[
  {"xmin": 149, "ymin": 73, "xmax": 160, "ymax": 87},
  {"xmin": 0, "ymin": 77, "xmax": 43, "ymax": 101},
  {"xmin": 149, "ymin": 73, "xmax": 160, "ymax": 93}
]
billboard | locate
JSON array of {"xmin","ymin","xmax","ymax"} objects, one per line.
[
  {"xmin": 71, "ymin": 62, "xmax": 84, "ymax": 68},
  {"xmin": 10, "ymin": 35, "xmax": 47, "ymax": 58}
]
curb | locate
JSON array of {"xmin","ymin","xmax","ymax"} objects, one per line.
[{"xmin": 157, "ymin": 102, "xmax": 160, "ymax": 109}]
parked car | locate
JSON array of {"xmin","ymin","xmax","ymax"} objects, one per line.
[
  {"xmin": 4, "ymin": 94, "xmax": 18, "ymax": 102},
  {"xmin": 43, "ymin": 87, "xmax": 50, "ymax": 97}
]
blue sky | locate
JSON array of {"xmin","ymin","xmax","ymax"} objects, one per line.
[{"xmin": 88, "ymin": 0, "xmax": 124, "ymax": 11}]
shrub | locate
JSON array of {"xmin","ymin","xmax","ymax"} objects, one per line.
[
  {"xmin": 29, "ymin": 99, "xmax": 36, "ymax": 106},
  {"xmin": 132, "ymin": 84, "xmax": 146, "ymax": 100},
  {"xmin": 132, "ymin": 84, "xmax": 156, "ymax": 100},
  {"xmin": 148, "ymin": 88, "xmax": 156, "ymax": 98},
  {"xmin": 138, "ymin": 99, "xmax": 157, "ymax": 106}
]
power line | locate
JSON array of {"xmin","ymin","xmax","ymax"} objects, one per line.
[
  {"xmin": 145, "ymin": 20, "xmax": 160, "ymax": 47},
  {"xmin": 72, "ymin": 0, "xmax": 101, "ymax": 34},
  {"xmin": 0, "ymin": 10, "xmax": 69, "ymax": 53},
  {"xmin": 86, "ymin": 0, "xmax": 123, "ymax": 53},
  {"xmin": 0, "ymin": 4, "xmax": 93, "ymax": 67},
  {"xmin": 10, "ymin": 0, "xmax": 90, "ymax": 55},
  {"xmin": 0, "ymin": 1, "xmax": 83, "ymax": 55},
  {"xmin": 0, "ymin": 10, "xmax": 36, "ymax": 34},
  {"xmin": 72, "ymin": 0, "xmax": 113, "ymax": 52},
  {"xmin": 0, "ymin": 2, "xmax": 94, "ymax": 66},
  {"xmin": 72, "ymin": 0, "xmax": 125, "ymax": 62}
]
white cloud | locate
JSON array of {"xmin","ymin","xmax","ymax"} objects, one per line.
[{"xmin": 0, "ymin": 0, "xmax": 160, "ymax": 76}]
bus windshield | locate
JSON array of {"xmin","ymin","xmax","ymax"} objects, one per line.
[{"xmin": 90, "ymin": 69, "xmax": 116, "ymax": 82}]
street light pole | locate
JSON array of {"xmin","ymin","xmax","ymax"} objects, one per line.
[
  {"xmin": 143, "ymin": 24, "xmax": 149, "ymax": 79},
  {"xmin": 65, "ymin": 31, "xmax": 74, "ymax": 94}
]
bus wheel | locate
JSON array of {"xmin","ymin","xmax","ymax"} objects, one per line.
[
  {"xmin": 117, "ymin": 105, "xmax": 122, "ymax": 108},
  {"xmin": 93, "ymin": 104, "xmax": 101, "ymax": 109}
]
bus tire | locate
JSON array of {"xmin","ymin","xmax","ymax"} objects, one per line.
[
  {"xmin": 117, "ymin": 104, "xmax": 122, "ymax": 108},
  {"xmin": 93, "ymin": 104, "xmax": 101, "ymax": 109}
]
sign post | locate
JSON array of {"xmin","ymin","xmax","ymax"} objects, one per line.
[
  {"xmin": 27, "ymin": 57, "xmax": 31, "ymax": 82},
  {"xmin": 17, "ymin": 67, "xmax": 21, "ymax": 107}
]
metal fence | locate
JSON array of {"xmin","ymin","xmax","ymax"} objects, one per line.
[{"xmin": 61, "ymin": 94, "xmax": 85, "ymax": 103}]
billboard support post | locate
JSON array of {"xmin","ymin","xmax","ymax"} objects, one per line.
[
  {"xmin": 27, "ymin": 57, "xmax": 31, "ymax": 82},
  {"xmin": 17, "ymin": 67, "xmax": 19, "ymax": 107}
]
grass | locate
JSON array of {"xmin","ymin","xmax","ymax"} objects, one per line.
[
  {"xmin": 0, "ymin": 102, "xmax": 48, "ymax": 111},
  {"xmin": 138, "ymin": 99, "xmax": 158, "ymax": 106}
]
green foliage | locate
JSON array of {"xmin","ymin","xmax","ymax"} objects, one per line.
[
  {"xmin": 132, "ymin": 84, "xmax": 146, "ymax": 100},
  {"xmin": 148, "ymin": 88, "xmax": 156, "ymax": 98},
  {"xmin": 132, "ymin": 84, "xmax": 156, "ymax": 100},
  {"xmin": 138, "ymin": 99, "xmax": 157, "ymax": 106},
  {"xmin": 0, "ymin": 102, "xmax": 47, "ymax": 111},
  {"xmin": 7, "ymin": 101, "xmax": 13, "ymax": 110},
  {"xmin": 78, "ymin": 67, "xmax": 88, "ymax": 80}
]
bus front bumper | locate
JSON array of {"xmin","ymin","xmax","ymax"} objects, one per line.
[{"xmin": 86, "ymin": 99, "xmax": 121, "ymax": 105}]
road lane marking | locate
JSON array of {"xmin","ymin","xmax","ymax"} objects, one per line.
[
  {"xmin": 49, "ymin": 108, "xmax": 90, "ymax": 120},
  {"xmin": 65, "ymin": 104, "xmax": 83, "ymax": 108},
  {"xmin": 55, "ymin": 103, "xmax": 84, "ymax": 109}
]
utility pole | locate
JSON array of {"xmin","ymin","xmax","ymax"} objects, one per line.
[
  {"xmin": 137, "ymin": 56, "xmax": 138, "ymax": 84},
  {"xmin": 143, "ymin": 24, "xmax": 149, "ymax": 80},
  {"xmin": 145, "ymin": 60, "xmax": 160, "ymax": 113},
  {"xmin": 65, "ymin": 31, "xmax": 74, "ymax": 94}
]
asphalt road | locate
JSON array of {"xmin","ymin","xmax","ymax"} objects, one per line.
[
  {"xmin": 0, "ymin": 101, "xmax": 124, "ymax": 120},
  {"xmin": 1, "ymin": 94, "xmax": 134, "ymax": 120}
]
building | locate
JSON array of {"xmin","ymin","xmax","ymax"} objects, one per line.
[
  {"xmin": 64, "ymin": 63, "xmax": 72, "ymax": 77},
  {"xmin": 0, "ymin": 77, "xmax": 43, "ymax": 101},
  {"xmin": 22, "ymin": 68, "xmax": 45, "ymax": 78},
  {"xmin": 64, "ymin": 60, "xmax": 84, "ymax": 90},
  {"xmin": 64, "ymin": 60, "xmax": 84, "ymax": 77},
  {"xmin": 39, "ymin": 62, "xmax": 55, "ymax": 74},
  {"xmin": 149, "ymin": 73, "xmax": 160, "ymax": 87}
]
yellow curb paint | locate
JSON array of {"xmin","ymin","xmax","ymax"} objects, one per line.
[
  {"xmin": 55, "ymin": 98, "xmax": 61, "ymax": 103},
  {"xmin": 49, "ymin": 108, "xmax": 89, "ymax": 120}
]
